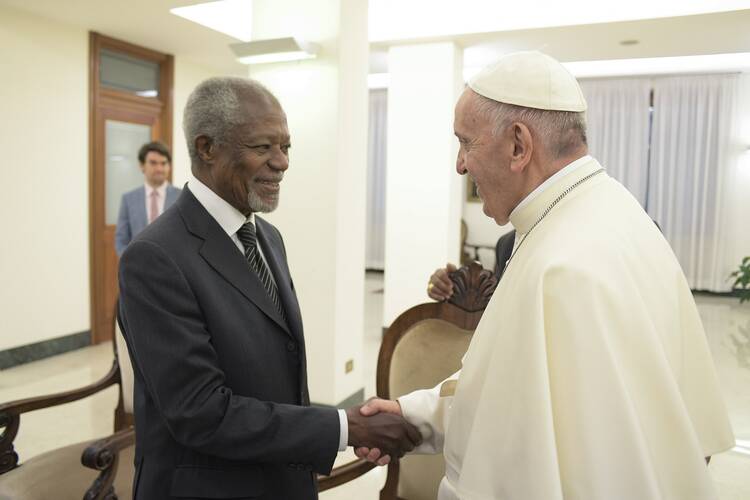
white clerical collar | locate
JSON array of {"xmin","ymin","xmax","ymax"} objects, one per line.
[
  {"xmin": 145, "ymin": 181, "xmax": 168, "ymax": 197},
  {"xmin": 509, "ymin": 155, "xmax": 592, "ymax": 219},
  {"xmin": 188, "ymin": 176, "xmax": 255, "ymax": 238}
]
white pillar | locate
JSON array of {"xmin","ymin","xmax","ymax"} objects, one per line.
[
  {"xmin": 383, "ymin": 42, "xmax": 464, "ymax": 327},
  {"xmin": 248, "ymin": 0, "xmax": 368, "ymax": 406}
]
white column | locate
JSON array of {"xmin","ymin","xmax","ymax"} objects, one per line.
[
  {"xmin": 383, "ymin": 42, "xmax": 464, "ymax": 327},
  {"xmin": 248, "ymin": 0, "xmax": 368, "ymax": 406}
]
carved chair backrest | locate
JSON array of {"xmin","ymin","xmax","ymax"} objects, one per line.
[{"xmin": 377, "ymin": 262, "xmax": 497, "ymax": 500}]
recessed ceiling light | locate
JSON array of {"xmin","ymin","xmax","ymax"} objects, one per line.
[
  {"xmin": 620, "ymin": 39, "xmax": 640, "ymax": 46},
  {"xmin": 230, "ymin": 38, "xmax": 320, "ymax": 65},
  {"xmin": 170, "ymin": 0, "xmax": 253, "ymax": 42}
]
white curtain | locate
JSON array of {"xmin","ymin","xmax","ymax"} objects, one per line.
[
  {"xmin": 366, "ymin": 89, "xmax": 388, "ymax": 270},
  {"xmin": 648, "ymin": 74, "xmax": 740, "ymax": 291},
  {"xmin": 579, "ymin": 77, "xmax": 652, "ymax": 205}
]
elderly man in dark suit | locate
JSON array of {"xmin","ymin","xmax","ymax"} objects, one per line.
[
  {"xmin": 118, "ymin": 77, "xmax": 420, "ymax": 500},
  {"xmin": 115, "ymin": 141, "xmax": 181, "ymax": 256}
]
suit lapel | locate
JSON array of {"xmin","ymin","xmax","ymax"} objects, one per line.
[
  {"xmin": 255, "ymin": 219, "xmax": 304, "ymax": 344},
  {"xmin": 178, "ymin": 189, "xmax": 292, "ymax": 337}
]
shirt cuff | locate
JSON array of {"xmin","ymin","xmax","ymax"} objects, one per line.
[{"xmin": 337, "ymin": 409, "xmax": 348, "ymax": 451}]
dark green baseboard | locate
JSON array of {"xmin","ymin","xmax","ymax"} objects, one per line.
[
  {"xmin": 312, "ymin": 388, "xmax": 365, "ymax": 410},
  {"xmin": 0, "ymin": 331, "xmax": 90, "ymax": 370}
]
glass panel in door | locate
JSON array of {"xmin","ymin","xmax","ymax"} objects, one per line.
[{"xmin": 105, "ymin": 120, "xmax": 152, "ymax": 225}]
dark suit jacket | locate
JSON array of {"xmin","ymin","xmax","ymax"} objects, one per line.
[
  {"xmin": 115, "ymin": 184, "xmax": 181, "ymax": 257},
  {"xmin": 494, "ymin": 230, "xmax": 516, "ymax": 280},
  {"xmin": 118, "ymin": 187, "xmax": 339, "ymax": 500}
]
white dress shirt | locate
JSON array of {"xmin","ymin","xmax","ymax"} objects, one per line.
[
  {"xmin": 145, "ymin": 182, "xmax": 168, "ymax": 221},
  {"xmin": 188, "ymin": 176, "xmax": 348, "ymax": 451}
]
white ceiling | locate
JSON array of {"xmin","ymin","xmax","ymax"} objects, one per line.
[
  {"xmin": 371, "ymin": 10, "xmax": 750, "ymax": 73},
  {"xmin": 0, "ymin": 0, "xmax": 247, "ymax": 73},
  {"xmin": 368, "ymin": 0, "xmax": 750, "ymax": 42},
  {"xmin": 3, "ymin": 1, "xmax": 750, "ymax": 75}
]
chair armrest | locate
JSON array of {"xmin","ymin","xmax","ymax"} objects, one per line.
[
  {"xmin": 81, "ymin": 427, "xmax": 135, "ymax": 471},
  {"xmin": 0, "ymin": 360, "xmax": 120, "ymax": 474},
  {"xmin": 316, "ymin": 458, "xmax": 376, "ymax": 492},
  {"xmin": 81, "ymin": 427, "xmax": 135, "ymax": 500},
  {"xmin": 0, "ymin": 360, "xmax": 119, "ymax": 417}
]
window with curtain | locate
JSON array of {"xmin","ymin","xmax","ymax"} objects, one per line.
[
  {"xmin": 580, "ymin": 74, "xmax": 746, "ymax": 291},
  {"xmin": 579, "ymin": 77, "xmax": 652, "ymax": 206},
  {"xmin": 648, "ymin": 74, "xmax": 741, "ymax": 291}
]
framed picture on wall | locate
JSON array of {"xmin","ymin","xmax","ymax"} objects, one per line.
[{"xmin": 466, "ymin": 176, "xmax": 481, "ymax": 202}]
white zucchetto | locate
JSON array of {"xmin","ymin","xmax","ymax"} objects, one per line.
[{"xmin": 469, "ymin": 50, "xmax": 587, "ymax": 112}]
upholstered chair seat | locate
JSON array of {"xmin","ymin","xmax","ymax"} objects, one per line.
[{"xmin": 0, "ymin": 441, "xmax": 133, "ymax": 500}]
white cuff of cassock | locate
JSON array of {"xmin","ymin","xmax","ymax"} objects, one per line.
[{"xmin": 337, "ymin": 409, "xmax": 348, "ymax": 451}]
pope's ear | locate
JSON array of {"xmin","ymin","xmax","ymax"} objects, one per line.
[
  {"xmin": 195, "ymin": 135, "xmax": 215, "ymax": 164},
  {"xmin": 509, "ymin": 122, "xmax": 533, "ymax": 173}
]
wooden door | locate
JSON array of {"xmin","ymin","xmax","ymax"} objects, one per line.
[{"xmin": 89, "ymin": 33, "xmax": 173, "ymax": 344}]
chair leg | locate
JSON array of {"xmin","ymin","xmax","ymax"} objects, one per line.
[
  {"xmin": 380, "ymin": 461, "xmax": 400, "ymax": 500},
  {"xmin": 0, "ymin": 413, "xmax": 20, "ymax": 474},
  {"xmin": 82, "ymin": 453, "xmax": 119, "ymax": 500}
]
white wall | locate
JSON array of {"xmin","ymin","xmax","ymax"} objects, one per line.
[
  {"xmin": 382, "ymin": 42, "xmax": 464, "ymax": 327},
  {"xmin": 0, "ymin": 6, "xmax": 89, "ymax": 351},
  {"xmin": 0, "ymin": 5, "xmax": 236, "ymax": 352},
  {"xmin": 248, "ymin": 0, "xmax": 368, "ymax": 405}
]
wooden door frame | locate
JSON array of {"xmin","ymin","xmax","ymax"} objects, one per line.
[{"xmin": 89, "ymin": 32, "xmax": 174, "ymax": 344}]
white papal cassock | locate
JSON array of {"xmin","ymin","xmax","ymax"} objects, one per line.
[{"xmin": 399, "ymin": 156, "xmax": 735, "ymax": 500}]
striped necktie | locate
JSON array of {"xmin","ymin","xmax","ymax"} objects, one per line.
[{"xmin": 236, "ymin": 221, "xmax": 286, "ymax": 320}]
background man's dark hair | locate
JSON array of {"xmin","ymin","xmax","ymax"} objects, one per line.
[{"xmin": 138, "ymin": 141, "xmax": 172, "ymax": 164}]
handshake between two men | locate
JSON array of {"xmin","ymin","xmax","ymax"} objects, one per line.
[{"xmin": 347, "ymin": 398, "xmax": 407, "ymax": 466}]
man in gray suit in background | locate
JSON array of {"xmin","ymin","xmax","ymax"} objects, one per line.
[{"xmin": 115, "ymin": 141, "xmax": 181, "ymax": 256}]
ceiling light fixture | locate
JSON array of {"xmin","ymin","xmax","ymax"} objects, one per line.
[
  {"xmin": 170, "ymin": 0, "xmax": 253, "ymax": 41},
  {"xmin": 230, "ymin": 37, "xmax": 320, "ymax": 65}
]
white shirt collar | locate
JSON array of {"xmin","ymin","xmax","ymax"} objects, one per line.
[
  {"xmin": 510, "ymin": 154, "xmax": 592, "ymax": 220},
  {"xmin": 188, "ymin": 176, "xmax": 255, "ymax": 238},
  {"xmin": 145, "ymin": 182, "xmax": 168, "ymax": 197}
]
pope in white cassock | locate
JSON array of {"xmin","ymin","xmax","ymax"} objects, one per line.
[{"xmin": 355, "ymin": 51, "xmax": 735, "ymax": 500}]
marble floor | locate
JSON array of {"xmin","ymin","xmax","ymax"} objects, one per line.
[{"xmin": 0, "ymin": 276, "xmax": 748, "ymax": 499}]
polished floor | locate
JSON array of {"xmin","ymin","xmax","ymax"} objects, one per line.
[{"xmin": 0, "ymin": 276, "xmax": 748, "ymax": 499}]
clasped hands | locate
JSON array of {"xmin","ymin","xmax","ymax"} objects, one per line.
[{"xmin": 347, "ymin": 398, "xmax": 415, "ymax": 466}]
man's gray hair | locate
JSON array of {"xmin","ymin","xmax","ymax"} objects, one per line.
[
  {"xmin": 183, "ymin": 77, "xmax": 279, "ymax": 165},
  {"xmin": 473, "ymin": 92, "xmax": 587, "ymax": 158}
]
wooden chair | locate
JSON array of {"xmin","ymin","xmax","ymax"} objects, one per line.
[
  {"xmin": 318, "ymin": 261, "xmax": 497, "ymax": 499},
  {"xmin": 0, "ymin": 309, "xmax": 136, "ymax": 500}
]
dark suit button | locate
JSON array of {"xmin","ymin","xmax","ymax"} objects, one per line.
[{"xmin": 286, "ymin": 341, "xmax": 297, "ymax": 351}]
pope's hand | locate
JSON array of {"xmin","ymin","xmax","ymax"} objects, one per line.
[
  {"xmin": 354, "ymin": 398, "xmax": 404, "ymax": 466},
  {"xmin": 346, "ymin": 399, "xmax": 419, "ymax": 465}
]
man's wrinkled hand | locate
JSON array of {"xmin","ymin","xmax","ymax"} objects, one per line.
[
  {"xmin": 428, "ymin": 263, "xmax": 457, "ymax": 301},
  {"xmin": 346, "ymin": 401, "xmax": 421, "ymax": 464}
]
